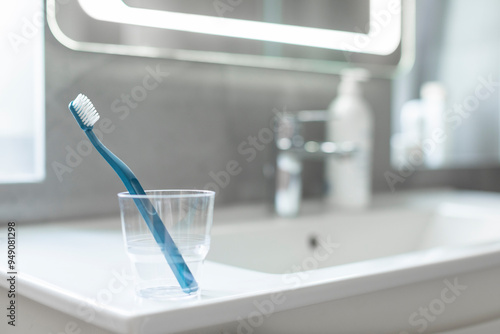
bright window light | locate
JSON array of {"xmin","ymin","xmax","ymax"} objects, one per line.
[
  {"xmin": 78, "ymin": 0, "xmax": 401, "ymax": 56},
  {"xmin": 0, "ymin": 0, "xmax": 45, "ymax": 183}
]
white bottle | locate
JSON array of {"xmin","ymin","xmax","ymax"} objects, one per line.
[
  {"xmin": 326, "ymin": 68, "xmax": 373, "ymax": 210},
  {"xmin": 399, "ymin": 98, "xmax": 424, "ymax": 161},
  {"xmin": 397, "ymin": 82, "xmax": 446, "ymax": 169},
  {"xmin": 420, "ymin": 82, "xmax": 446, "ymax": 168}
]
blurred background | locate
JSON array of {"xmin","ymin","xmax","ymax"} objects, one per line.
[{"xmin": 2, "ymin": 0, "xmax": 500, "ymax": 223}]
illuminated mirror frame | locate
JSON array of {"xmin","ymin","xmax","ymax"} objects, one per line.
[{"xmin": 47, "ymin": 0, "xmax": 415, "ymax": 77}]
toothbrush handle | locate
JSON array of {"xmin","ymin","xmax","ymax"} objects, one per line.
[{"xmin": 85, "ymin": 130, "xmax": 198, "ymax": 293}]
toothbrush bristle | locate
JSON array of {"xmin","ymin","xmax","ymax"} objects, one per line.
[{"xmin": 72, "ymin": 94, "xmax": 100, "ymax": 127}]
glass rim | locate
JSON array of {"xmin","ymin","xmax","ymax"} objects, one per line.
[{"xmin": 117, "ymin": 189, "xmax": 215, "ymax": 199}]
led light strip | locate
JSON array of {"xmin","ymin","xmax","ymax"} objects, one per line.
[{"xmin": 78, "ymin": 0, "xmax": 401, "ymax": 55}]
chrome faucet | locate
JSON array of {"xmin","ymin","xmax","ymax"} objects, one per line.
[{"xmin": 274, "ymin": 110, "xmax": 357, "ymax": 217}]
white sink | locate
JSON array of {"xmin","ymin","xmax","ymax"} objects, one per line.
[
  {"xmin": 208, "ymin": 192, "xmax": 500, "ymax": 274},
  {"xmin": 2, "ymin": 190, "xmax": 500, "ymax": 334}
]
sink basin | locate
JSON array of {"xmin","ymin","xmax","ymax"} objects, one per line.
[{"xmin": 208, "ymin": 191, "xmax": 500, "ymax": 274}]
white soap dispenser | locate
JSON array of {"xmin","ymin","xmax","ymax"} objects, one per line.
[{"xmin": 326, "ymin": 68, "xmax": 373, "ymax": 210}]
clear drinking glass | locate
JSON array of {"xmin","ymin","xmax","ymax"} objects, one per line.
[{"xmin": 118, "ymin": 190, "xmax": 215, "ymax": 300}]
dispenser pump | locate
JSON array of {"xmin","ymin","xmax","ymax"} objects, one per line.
[{"xmin": 336, "ymin": 68, "xmax": 369, "ymax": 96}]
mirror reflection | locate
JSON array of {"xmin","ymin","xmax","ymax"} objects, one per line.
[{"xmin": 392, "ymin": 0, "xmax": 500, "ymax": 169}]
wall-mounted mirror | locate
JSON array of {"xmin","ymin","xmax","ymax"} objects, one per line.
[
  {"xmin": 47, "ymin": 0, "xmax": 414, "ymax": 77},
  {"xmin": 391, "ymin": 0, "xmax": 500, "ymax": 170}
]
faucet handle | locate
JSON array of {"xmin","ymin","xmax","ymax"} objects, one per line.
[
  {"xmin": 296, "ymin": 110, "xmax": 330, "ymax": 123},
  {"xmin": 279, "ymin": 141, "xmax": 357, "ymax": 159},
  {"xmin": 274, "ymin": 110, "xmax": 357, "ymax": 158},
  {"xmin": 275, "ymin": 110, "xmax": 328, "ymax": 149}
]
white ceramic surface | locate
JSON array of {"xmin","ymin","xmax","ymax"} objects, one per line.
[
  {"xmin": 208, "ymin": 192, "xmax": 500, "ymax": 274},
  {"xmin": 2, "ymin": 190, "xmax": 500, "ymax": 333}
]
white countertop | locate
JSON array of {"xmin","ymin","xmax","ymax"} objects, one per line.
[{"xmin": 0, "ymin": 218, "xmax": 286, "ymax": 333}]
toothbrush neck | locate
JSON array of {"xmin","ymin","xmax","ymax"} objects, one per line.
[{"xmin": 85, "ymin": 129, "xmax": 143, "ymax": 195}]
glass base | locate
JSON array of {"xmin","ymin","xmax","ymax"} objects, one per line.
[{"xmin": 136, "ymin": 286, "xmax": 200, "ymax": 300}]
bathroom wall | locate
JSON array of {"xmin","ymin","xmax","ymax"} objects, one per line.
[
  {"xmin": 2, "ymin": 3, "xmax": 500, "ymax": 223},
  {"xmin": 0, "ymin": 27, "xmax": 389, "ymax": 223}
]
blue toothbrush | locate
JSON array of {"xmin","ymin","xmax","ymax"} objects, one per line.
[{"xmin": 68, "ymin": 94, "xmax": 198, "ymax": 294}]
